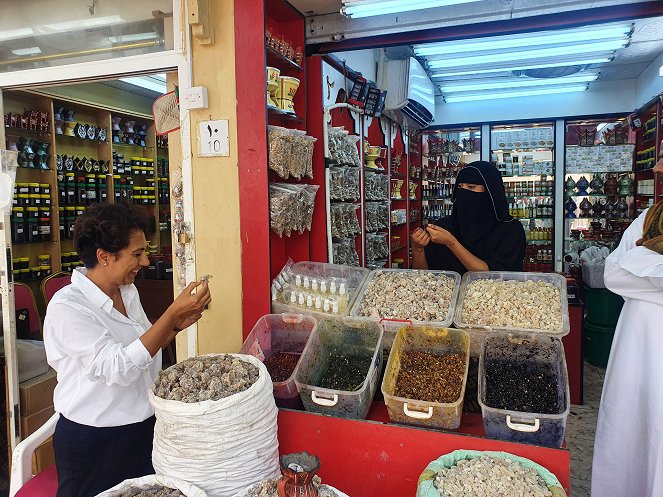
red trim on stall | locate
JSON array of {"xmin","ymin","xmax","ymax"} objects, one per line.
[{"xmin": 235, "ymin": 0, "xmax": 271, "ymax": 338}]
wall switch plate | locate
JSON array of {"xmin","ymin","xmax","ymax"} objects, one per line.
[
  {"xmin": 182, "ymin": 86, "xmax": 208, "ymax": 110},
  {"xmin": 198, "ymin": 120, "xmax": 229, "ymax": 157}
]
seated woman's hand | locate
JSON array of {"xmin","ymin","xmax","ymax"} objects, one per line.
[
  {"xmin": 411, "ymin": 227, "xmax": 431, "ymax": 251},
  {"xmin": 426, "ymin": 224, "xmax": 456, "ymax": 246}
]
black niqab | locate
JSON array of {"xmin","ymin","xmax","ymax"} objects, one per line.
[{"xmin": 425, "ymin": 161, "xmax": 525, "ymax": 274}]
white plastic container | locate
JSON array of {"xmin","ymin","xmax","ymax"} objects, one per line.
[
  {"xmin": 382, "ymin": 326, "xmax": 470, "ymax": 430},
  {"xmin": 294, "ymin": 317, "xmax": 383, "ymax": 419},
  {"xmin": 478, "ymin": 333, "xmax": 570, "ymax": 448},
  {"xmin": 350, "ymin": 269, "xmax": 461, "ymax": 348},
  {"xmin": 272, "ymin": 261, "xmax": 369, "ymax": 319},
  {"xmin": 240, "ymin": 313, "xmax": 316, "ymax": 408},
  {"xmin": 453, "ymin": 271, "xmax": 570, "ymax": 356}
]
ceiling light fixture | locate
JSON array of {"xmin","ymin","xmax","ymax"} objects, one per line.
[
  {"xmin": 11, "ymin": 47, "xmax": 42, "ymax": 56},
  {"xmin": 430, "ymin": 56, "xmax": 613, "ymax": 78},
  {"xmin": 108, "ymin": 32, "xmax": 160, "ymax": 44},
  {"xmin": 119, "ymin": 75, "xmax": 167, "ymax": 94},
  {"xmin": 440, "ymin": 73, "xmax": 599, "ymax": 93},
  {"xmin": 341, "ymin": 0, "xmax": 482, "ymax": 18},
  {"xmin": 426, "ymin": 40, "xmax": 629, "ymax": 69},
  {"xmin": 414, "ymin": 23, "xmax": 632, "ymax": 56},
  {"xmin": 443, "ymin": 84, "xmax": 588, "ymax": 103}
]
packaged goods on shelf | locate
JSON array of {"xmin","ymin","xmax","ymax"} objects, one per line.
[
  {"xmin": 364, "ymin": 171, "xmax": 389, "ymax": 201},
  {"xmin": 268, "ymin": 125, "xmax": 317, "ymax": 180},
  {"xmin": 366, "ymin": 232, "xmax": 388, "ymax": 262},
  {"xmin": 327, "ymin": 127, "xmax": 361, "ymax": 167},
  {"xmin": 366, "ymin": 259, "xmax": 387, "ymax": 270},
  {"xmin": 269, "ymin": 183, "xmax": 319, "ymax": 237},
  {"xmin": 365, "ymin": 201, "xmax": 389, "ymax": 232},
  {"xmin": 329, "ymin": 166, "xmax": 360, "ymax": 201},
  {"xmin": 491, "ymin": 127, "xmax": 554, "ymax": 150},
  {"xmin": 390, "ymin": 208, "xmax": 407, "ymax": 226},
  {"xmin": 330, "ymin": 203, "xmax": 361, "ymax": 238},
  {"xmin": 332, "ymin": 237, "xmax": 360, "ymax": 267},
  {"xmin": 566, "ymin": 144, "xmax": 634, "ymax": 173}
]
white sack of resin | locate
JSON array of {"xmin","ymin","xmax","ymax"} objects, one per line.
[
  {"xmin": 149, "ymin": 354, "xmax": 280, "ymax": 497},
  {"xmin": 95, "ymin": 474, "xmax": 207, "ymax": 497}
]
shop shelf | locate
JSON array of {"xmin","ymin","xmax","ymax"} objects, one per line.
[
  {"xmin": 294, "ymin": 317, "xmax": 383, "ymax": 419},
  {"xmin": 266, "ymin": 46, "xmax": 304, "ymax": 73},
  {"xmin": 454, "ymin": 271, "xmax": 570, "ymax": 356},
  {"xmin": 350, "ymin": 268, "xmax": 461, "ymax": 348},
  {"xmin": 239, "ymin": 313, "xmax": 316, "ymax": 408},
  {"xmin": 57, "ymin": 133, "xmax": 106, "ymax": 145},
  {"xmin": 478, "ymin": 333, "xmax": 570, "ymax": 448},
  {"xmin": 267, "ymin": 107, "xmax": 304, "ymax": 124},
  {"xmin": 5, "ymin": 126, "xmax": 50, "ymax": 136},
  {"xmin": 382, "ymin": 326, "xmax": 470, "ymax": 430}
]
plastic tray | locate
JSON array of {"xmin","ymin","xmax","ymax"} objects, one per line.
[
  {"xmin": 239, "ymin": 313, "xmax": 316, "ymax": 408},
  {"xmin": 382, "ymin": 326, "xmax": 470, "ymax": 430},
  {"xmin": 272, "ymin": 261, "xmax": 369, "ymax": 320},
  {"xmin": 294, "ymin": 317, "xmax": 383, "ymax": 419},
  {"xmin": 454, "ymin": 271, "xmax": 570, "ymax": 355},
  {"xmin": 349, "ymin": 269, "xmax": 461, "ymax": 348},
  {"xmin": 478, "ymin": 332, "xmax": 570, "ymax": 448}
]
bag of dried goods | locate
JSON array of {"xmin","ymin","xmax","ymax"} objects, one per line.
[
  {"xmin": 416, "ymin": 450, "xmax": 566, "ymax": 497},
  {"xmin": 149, "ymin": 354, "xmax": 280, "ymax": 497},
  {"xmin": 231, "ymin": 478, "xmax": 351, "ymax": 497},
  {"xmin": 95, "ymin": 475, "xmax": 207, "ymax": 497}
]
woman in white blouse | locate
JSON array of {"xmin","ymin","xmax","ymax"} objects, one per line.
[{"xmin": 44, "ymin": 202, "xmax": 211, "ymax": 497}]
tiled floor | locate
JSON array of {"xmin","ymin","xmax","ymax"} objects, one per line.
[{"xmin": 566, "ymin": 362, "xmax": 605, "ymax": 497}]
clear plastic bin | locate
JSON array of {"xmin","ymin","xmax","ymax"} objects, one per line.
[
  {"xmin": 272, "ymin": 261, "xmax": 369, "ymax": 320},
  {"xmin": 239, "ymin": 313, "xmax": 316, "ymax": 408},
  {"xmin": 349, "ymin": 269, "xmax": 461, "ymax": 348},
  {"xmin": 382, "ymin": 326, "xmax": 470, "ymax": 430},
  {"xmin": 294, "ymin": 317, "xmax": 383, "ymax": 419},
  {"xmin": 454, "ymin": 271, "xmax": 570, "ymax": 356},
  {"xmin": 478, "ymin": 333, "xmax": 570, "ymax": 448}
]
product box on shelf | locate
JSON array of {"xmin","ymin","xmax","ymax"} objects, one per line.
[
  {"xmin": 294, "ymin": 317, "xmax": 383, "ymax": 420},
  {"xmin": 350, "ymin": 269, "xmax": 461, "ymax": 348},
  {"xmin": 19, "ymin": 368, "xmax": 57, "ymax": 416},
  {"xmin": 453, "ymin": 271, "xmax": 570, "ymax": 356},
  {"xmin": 382, "ymin": 326, "xmax": 470, "ymax": 431},
  {"xmin": 478, "ymin": 333, "xmax": 570, "ymax": 448},
  {"xmin": 240, "ymin": 314, "xmax": 316, "ymax": 408}
]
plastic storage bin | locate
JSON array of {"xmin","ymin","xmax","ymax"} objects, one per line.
[
  {"xmin": 382, "ymin": 326, "xmax": 470, "ymax": 430},
  {"xmin": 454, "ymin": 271, "xmax": 570, "ymax": 357},
  {"xmin": 294, "ymin": 317, "xmax": 383, "ymax": 419},
  {"xmin": 239, "ymin": 313, "xmax": 316, "ymax": 408},
  {"xmin": 478, "ymin": 333, "xmax": 570, "ymax": 447},
  {"xmin": 272, "ymin": 261, "xmax": 369, "ymax": 320},
  {"xmin": 350, "ymin": 269, "xmax": 461, "ymax": 348}
]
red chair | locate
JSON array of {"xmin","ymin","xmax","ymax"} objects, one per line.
[
  {"xmin": 40, "ymin": 272, "xmax": 72, "ymax": 306},
  {"xmin": 13, "ymin": 283, "xmax": 42, "ymax": 340}
]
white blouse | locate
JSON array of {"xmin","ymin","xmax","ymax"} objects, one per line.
[{"xmin": 44, "ymin": 268, "xmax": 161, "ymax": 427}]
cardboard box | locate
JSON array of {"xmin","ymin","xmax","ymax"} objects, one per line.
[
  {"xmin": 19, "ymin": 368, "xmax": 57, "ymax": 416},
  {"xmin": 21, "ymin": 405, "xmax": 55, "ymax": 438},
  {"xmin": 31, "ymin": 437, "xmax": 55, "ymax": 474}
]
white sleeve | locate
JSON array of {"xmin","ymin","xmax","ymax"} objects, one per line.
[
  {"xmin": 604, "ymin": 209, "xmax": 663, "ymax": 304},
  {"xmin": 44, "ymin": 302, "xmax": 153, "ymax": 387}
]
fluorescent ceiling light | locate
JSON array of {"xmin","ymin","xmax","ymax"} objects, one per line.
[
  {"xmin": 444, "ymin": 84, "xmax": 588, "ymax": 103},
  {"xmin": 342, "ymin": 0, "xmax": 482, "ymax": 18},
  {"xmin": 108, "ymin": 32, "xmax": 160, "ymax": 44},
  {"xmin": 0, "ymin": 28, "xmax": 34, "ymax": 43},
  {"xmin": 414, "ymin": 24, "xmax": 632, "ymax": 56},
  {"xmin": 44, "ymin": 15, "xmax": 125, "ymax": 32},
  {"xmin": 660, "ymin": 65, "xmax": 663, "ymax": 77},
  {"xmin": 11, "ymin": 47, "xmax": 42, "ymax": 56},
  {"xmin": 430, "ymin": 56, "xmax": 613, "ymax": 78},
  {"xmin": 426, "ymin": 40, "xmax": 628, "ymax": 69},
  {"xmin": 440, "ymin": 73, "xmax": 599, "ymax": 93},
  {"xmin": 119, "ymin": 75, "xmax": 167, "ymax": 94}
]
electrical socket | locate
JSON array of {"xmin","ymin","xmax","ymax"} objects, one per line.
[{"xmin": 182, "ymin": 86, "xmax": 208, "ymax": 110}]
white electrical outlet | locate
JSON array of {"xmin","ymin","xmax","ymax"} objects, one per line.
[{"xmin": 182, "ymin": 86, "xmax": 208, "ymax": 110}]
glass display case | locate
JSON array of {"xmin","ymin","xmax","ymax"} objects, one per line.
[
  {"xmin": 421, "ymin": 127, "xmax": 481, "ymax": 225},
  {"xmin": 563, "ymin": 118, "xmax": 635, "ymax": 273},
  {"xmin": 491, "ymin": 123, "xmax": 555, "ymax": 272}
]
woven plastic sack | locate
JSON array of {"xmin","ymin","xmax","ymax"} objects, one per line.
[
  {"xmin": 231, "ymin": 481, "xmax": 351, "ymax": 497},
  {"xmin": 416, "ymin": 450, "xmax": 566, "ymax": 497},
  {"xmin": 149, "ymin": 354, "xmax": 280, "ymax": 497},
  {"xmin": 95, "ymin": 474, "xmax": 206, "ymax": 497}
]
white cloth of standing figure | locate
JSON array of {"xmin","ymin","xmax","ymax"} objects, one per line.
[{"xmin": 592, "ymin": 207, "xmax": 663, "ymax": 497}]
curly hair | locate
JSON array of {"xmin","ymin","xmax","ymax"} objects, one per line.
[{"xmin": 74, "ymin": 202, "xmax": 155, "ymax": 268}]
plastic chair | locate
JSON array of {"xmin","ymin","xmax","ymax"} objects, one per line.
[
  {"xmin": 13, "ymin": 283, "xmax": 42, "ymax": 339},
  {"xmin": 9, "ymin": 413, "xmax": 59, "ymax": 497},
  {"xmin": 40, "ymin": 272, "xmax": 71, "ymax": 306}
]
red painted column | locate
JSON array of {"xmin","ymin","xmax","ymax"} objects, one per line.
[{"xmin": 234, "ymin": 0, "xmax": 271, "ymax": 337}]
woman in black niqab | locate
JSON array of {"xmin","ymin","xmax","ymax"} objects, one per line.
[{"xmin": 411, "ymin": 161, "xmax": 525, "ymax": 274}]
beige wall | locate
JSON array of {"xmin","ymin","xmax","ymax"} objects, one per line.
[{"xmin": 176, "ymin": 0, "xmax": 244, "ymax": 356}]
